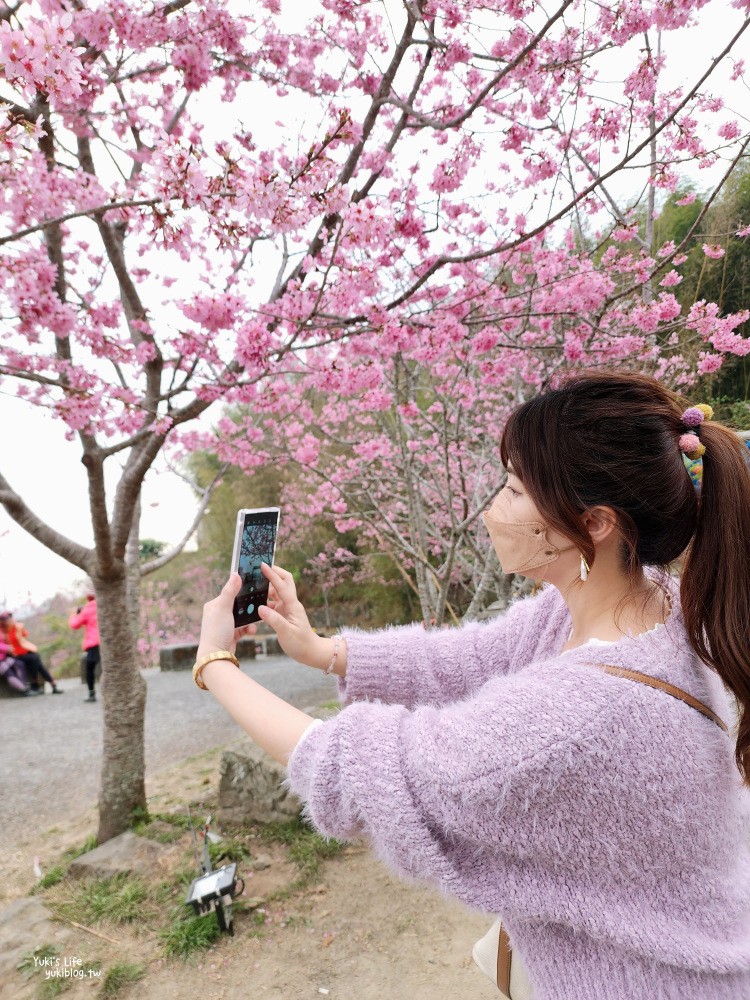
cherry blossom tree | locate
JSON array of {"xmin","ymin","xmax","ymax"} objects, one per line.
[{"xmin": 1, "ymin": 0, "xmax": 750, "ymax": 840}]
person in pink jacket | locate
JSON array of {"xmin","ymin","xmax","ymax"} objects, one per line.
[{"xmin": 69, "ymin": 593, "xmax": 100, "ymax": 703}]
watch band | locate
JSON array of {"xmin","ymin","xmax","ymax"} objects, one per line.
[{"xmin": 193, "ymin": 650, "xmax": 240, "ymax": 690}]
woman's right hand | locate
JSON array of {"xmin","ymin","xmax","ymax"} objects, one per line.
[{"xmin": 258, "ymin": 563, "xmax": 331, "ymax": 669}]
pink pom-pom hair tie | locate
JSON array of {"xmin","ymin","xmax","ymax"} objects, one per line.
[
  {"xmin": 679, "ymin": 433, "xmax": 705, "ymax": 460},
  {"xmin": 679, "ymin": 403, "xmax": 713, "ymax": 490}
]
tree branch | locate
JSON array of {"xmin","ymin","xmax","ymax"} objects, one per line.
[
  {"xmin": 382, "ymin": 12, "xmax": 750, "ymax": 312},
  {"xmin": 0, "ymin": 198, "xmax": 162, "ymax": 247},
  {"xmin": 140, "ymin": 462, "xmax": 228, "ymax": 576},
  {"xmin": 0, "ymin": 470, "xmax": 92, "ymax": 572},
  {"xmin": 385, "ymin": 0, "xmax": 575, "ymax": 132}
]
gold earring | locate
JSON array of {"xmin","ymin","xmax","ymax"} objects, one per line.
[{"xmin": 580, "ymin": 554, "xmax": 590, "ymax": 582}]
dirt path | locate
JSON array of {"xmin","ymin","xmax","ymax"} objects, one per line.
[
  {"xmin": 133, "ymin": 847, "xmax": 501, "ymax": 1000},
  {"xmin": 0, "ymin": 656, "xmax": 336, "ymax": 849},
  {"xmin": 3, "ymin": 739, "xmax": 500, "ymax": 1000}
]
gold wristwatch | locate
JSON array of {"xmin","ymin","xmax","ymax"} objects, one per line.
[{"xmin": 192, "ymin": 650, "xmax": 240, "ymax": 690}]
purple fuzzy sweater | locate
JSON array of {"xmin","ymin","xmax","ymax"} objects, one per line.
[{"xmin": 287, "ymin": 578, "xmax": 750, "ymax": 999}]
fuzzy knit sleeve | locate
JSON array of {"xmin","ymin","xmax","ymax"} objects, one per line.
[
  {"xmin": 337, "ymin": 584, "xmax": 565, "ymax": 709},
  {"xmin": 287, "ymin": 659, "xmax": 618, "ymax": 892}
]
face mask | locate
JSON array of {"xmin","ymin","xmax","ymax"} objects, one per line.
[{"xmin": 482, "ymin": 489, "xmax": 574, "ymax": 575}]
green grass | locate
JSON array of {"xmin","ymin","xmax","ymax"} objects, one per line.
[
  {"xmin": 160, "ymin": 911, "xmax": 222, "ymax": 958},
  {"xmin": 62, "ymin": 835, "xmax": 98, "ymax": 862},
  {"xmin": 260, "ymin": 817, "xmax": 344, "ymax": 885},
  {"xmin": 207, "ymin": 835, "xmax": 250, "ymax": 867},
  {"xmin": 17, "ymin": 947, "xmax": 100, "ymax": 999},
  {"xmin": 37, "ymin": 976, "xmax": 72, "ymax": 999},
  {"xmin": 34, "ymin": 865, "xmax": 66, "ymax": 891},
  {"xmin": 101, "ymin": 961, "xmax": 147, "ymax": 997},
  {"xmin": 132, "ymin": 809, "xmax": 205, "ymax": 840},
  {"xmin": 51, "ymin": 874, "xmax": 150, "ymax": 926},
  {"xmin": 17, "ymin": 945, "xmax": 59, "ymax": 976},
  {"xmin": 31, "ymin": 836, "xmax": 97, "ymax": 894}
]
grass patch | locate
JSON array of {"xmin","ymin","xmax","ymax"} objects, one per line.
[
  {"xmin": 101, "ymin": 961, "xmax": 147, "ymax": 997},
  {"xmin": 260, "ymin": 817, "xmax": 344, "ymax": 885},
  {"xmin": 17, "ymin": 944, "xmax": 59, "ymax": 976},
  {"xmin": 208, "ymin": 835, "xmax": 250, "ymax": 867},
  {"xmin": 17, "ymin": 947, "xmax": 100, "ymax": 998},
  {"xmin": 160, "ymin": 911, "xmax": 222, "ymax": 958},
  {"xmin": 32, "ymin": 865, "xmax": 66, "ymax": 893},
  {"xmin": 38, "ymin": 976, "xmax": 72, "ymax": 999},
  {"xmin": 131, "ymin": 809, "xmax": 189, "ymax": 839},
  {"xmin": 62, "ymin": 835, "xmax": 98, "ymax": 863},
  {"xmin": 31, "ymin": 835, "xmax": 97, "ymax": 895},
  {"xmin": 51, "ymin": 874, "xmax": 150, "ymax": 927}
]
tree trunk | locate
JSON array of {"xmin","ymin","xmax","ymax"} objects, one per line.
[
  {"xmin": 126, "ymin": 498, "xmax": 143, "ymax": 658},
  {"xmin": 94, "ymin": 571, "xmax": 148, "ymax": 842}
]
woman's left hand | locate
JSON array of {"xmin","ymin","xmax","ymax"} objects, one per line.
[{"xmin": 198, "ymin": 574, "xmax": 255, "ymax": 657}]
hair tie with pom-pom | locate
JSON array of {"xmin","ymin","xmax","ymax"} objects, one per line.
[
  {"xmin": 679, "ymin": 403, "xmax": 712, "ymax": 493},
  {"xmin": 680, "ymin": 403, "xmax": 713, "ymax": 428},
  {"xmin": 679, "ymin": 432, "xmax": 706, "ymax": 460}
]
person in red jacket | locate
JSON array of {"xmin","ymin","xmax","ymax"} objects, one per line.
[
  {"xmin": 0, "ymin": 611, "xmax": 63, "ymax": 693},
  {"xmin": 0, "ymin": 637, "xmax": 36, "ymax": 696},
  {"xmin": 69, "ymin": 593, "xmax": 100, "ymax": 703}
]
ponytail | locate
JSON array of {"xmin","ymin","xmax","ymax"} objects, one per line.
[
  {"xmin": 682, "ymin": 423, "xmax": 750, "ymax": 782},
  {"xmin": 501, "ymin": 368, "xmax": 750, "ymax": 782}
]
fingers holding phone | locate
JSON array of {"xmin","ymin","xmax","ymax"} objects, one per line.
[
  {"xmin": 257, "ymin": 562, "xmax": 325, "ymax": 667},
  {"xmin": 199, "ymin": 573, "xmax": 252, "ymax": 658}
]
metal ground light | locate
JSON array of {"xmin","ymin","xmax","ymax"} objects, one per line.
[{"xmin": 184, "ymin": 808, "xmax": 244, "ymax": 935}]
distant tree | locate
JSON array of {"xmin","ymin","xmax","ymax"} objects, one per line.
[{"xmin": 138, "ymin": 538, "xmax": 166, "ymax": 561}]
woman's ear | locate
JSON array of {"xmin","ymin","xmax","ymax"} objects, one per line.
[{"xmin": 582, "ymin": 506, "xmax": 619, "ymax": 544}]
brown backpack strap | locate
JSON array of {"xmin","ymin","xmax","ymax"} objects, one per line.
[
  {"xmin": 496, "ymin": 924, "xmax": 512, "ymax": 995},
  {"xmin": 588, "ymin": 663, "xmax": 728, "ymax": 733}
]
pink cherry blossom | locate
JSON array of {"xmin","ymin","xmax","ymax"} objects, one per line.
[
  {"xmin": 702, "ymin": 244, "xmax": 726, "ymax": 259},
  {"xmin": 0, "ymin": 0, "xmax": 749, "ymax": 837}
]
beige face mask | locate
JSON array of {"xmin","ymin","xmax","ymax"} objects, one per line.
[{"xmin": 482, "ymin": 489, "xmax": 574, "ymax": 576}]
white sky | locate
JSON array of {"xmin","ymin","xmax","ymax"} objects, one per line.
[
  {"xmin": 0, "ymin": 391, "xmax": 198, "ymax": 612},
  {"xmin": 0, "ymin": 4, "xmax": 746, "ymax": 612}
]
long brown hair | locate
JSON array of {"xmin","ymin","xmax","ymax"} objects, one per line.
[{"xmin": 500, "ymin": 370, "xmax": 750, "ymax": 781}]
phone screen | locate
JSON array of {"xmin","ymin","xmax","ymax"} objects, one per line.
[{"xmin": 231, "ymin": 508, "xmax": 280, "ymax": 626}]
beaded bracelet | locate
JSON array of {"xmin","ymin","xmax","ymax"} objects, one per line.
[{"xmin": 324, "ymin": 635, "xmax": 341, "ymax": 676}]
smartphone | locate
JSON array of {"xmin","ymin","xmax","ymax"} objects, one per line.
[{"xmin": 230, "ymin": 507, "xmax": 281, "ymax": 627}]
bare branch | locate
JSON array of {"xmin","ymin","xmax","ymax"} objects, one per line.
[
  {"xmin": 0, "ymin": 470, "xmax": 92, "ymax": 572},
  {"xmin": 140, "ymin": 462, "xmax": 229, "ymax": 576},
  {"xmin": 158, "ymin": 0, "xmax": 192, "ymax": 15},
  {"xmin": 0, "ymin": 2, "xmax": 20, "ymax": 25}
]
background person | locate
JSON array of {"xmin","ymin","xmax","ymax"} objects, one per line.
[
  {"xmin": 0, "ymin": 638, "xmax": 36, "ymax": 696},
  {"xmin": 195, "ymin": 370, "xmax": 750, "ymax": 997},
  {"xmin": 68, "ymin": 593, "xmax": 100, "ymax": 703},
  {"xmin": 0, "ymin": 611, "xmax": 63, "ymax": 694}
]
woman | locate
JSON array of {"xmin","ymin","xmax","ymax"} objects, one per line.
[
  {"xmin": 196, "ymin": 371, "xmax": 750, "ymax": 998},
  {"xmin": 0, "ymin": 637, "xmax": 36, "ymax": 696},
  {"xmin": 0, "ymin": 611, "xmax": 63, "ymax": 693},
  {"xmin": 69, "ymin": 593, "xmax": 100, "ymax": 703}
]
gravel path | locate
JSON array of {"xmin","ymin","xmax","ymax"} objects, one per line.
[{"xmin": 0, "ymin": 656, "xmax": 337, "ymax": 852}]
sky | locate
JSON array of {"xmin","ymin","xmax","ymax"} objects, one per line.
[
  {"xmin": 0, "ymin": 2, "xmax": 746, "ymax": 613},
  {"xmin": 0, "ymin": 391, "xmax": 198, "ymax": 612}
]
